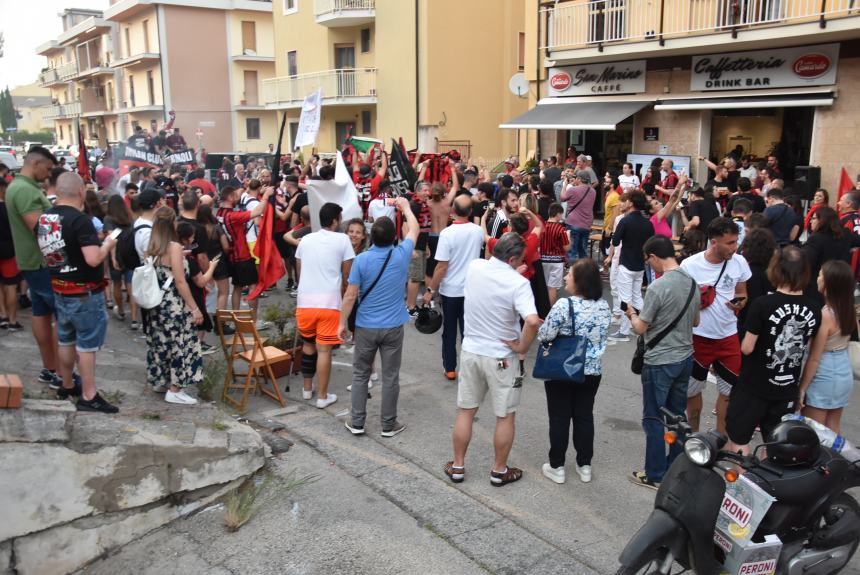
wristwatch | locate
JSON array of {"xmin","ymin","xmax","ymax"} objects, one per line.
[{"xmin": 426, "ymin": 287, "xmax": 434, "ymax": 294}]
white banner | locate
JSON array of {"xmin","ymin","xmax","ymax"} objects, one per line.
[
  {"xmin": 294, "ymin": 89, "xmax": 322, "ymax": 149},
  {"xmin": 305, "ymin": 151, "xmax": 361, "ymax": 231},
  {"xmin": 691, "ymin": 43, "xmax": 839, "ymax": 91}
]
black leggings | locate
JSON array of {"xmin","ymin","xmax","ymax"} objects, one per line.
[{"xmin": 545, "ymin": 375, "xmax": 601, "ymax": 468}]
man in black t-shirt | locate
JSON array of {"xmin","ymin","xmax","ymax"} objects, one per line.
[
  {"xmin": 37, "ymin": 172, "xmax": 118, "ymax": 414},
  {"xmin": 178, "ymin": 190, "xmax": 210, "ymax": 274},
  {"xmin": 471, "ymin": 182, "xmax": 492, "ymax": 225},
  {"xmin": 683, "ymin": 187, "xmax": 720, "ymax": 233},
  {"xmin": 127, "ymin": 126, "xmax": 148, "ymax": 150},
  {"xmin": 726, "ymin": 177, "xmax": 766, "ymax": 214}
]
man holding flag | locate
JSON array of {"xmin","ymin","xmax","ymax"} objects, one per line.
[{"xmin": 352, "ymin": 145, "xmax": 387, "ymax": 222}]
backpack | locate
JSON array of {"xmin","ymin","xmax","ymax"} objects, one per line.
[
  {"xmin": 131, "ymin": 257, "xmax": 174, "ymax": 310},
  {"xmin": 116, "ymin": 223, "xmax": 151, "ymax": 272}
]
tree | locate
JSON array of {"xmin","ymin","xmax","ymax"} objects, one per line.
[{"xmin": 0, "ymin": 88, "xmax": 17, "ymax": 132}]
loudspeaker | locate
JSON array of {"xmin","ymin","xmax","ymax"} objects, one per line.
[{"xmin": 792, "ymin": 166, "xmax": 821, "ymax": 200}]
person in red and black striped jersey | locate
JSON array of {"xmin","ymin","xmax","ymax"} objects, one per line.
[
  {"xmin": 540, "ymin": 203, "xmax": 571, "ymax": 307},
  {"xmin": 216, "ymin": 185, "xmax": 272, "ymax": 320},
  {"xmin": 654, "ymin": 158, "xmax": 679, "ymax": 201}
]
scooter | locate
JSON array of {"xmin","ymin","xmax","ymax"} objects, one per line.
[{"xmin": 617, "ymin": 408, "xmax": 860, "ymax": 575}]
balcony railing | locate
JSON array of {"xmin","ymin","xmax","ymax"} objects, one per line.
[
  {"xmin": 263, "ymin": 68, "xmax": 377, "ymax": 108},
  {"xmin": 314, "ymin": 0, "xmax": 375, "ymax": 25},
  {"xmin": 38, "ymin": 62, "xmax": 79, "ymax": 86},
  {"xmin": 43, "ymin": 101, "xmax": 82, "ymax": 120},
  {"xmin": 542, "ymin": 0, "xmax": 857, "ymax": 51}
]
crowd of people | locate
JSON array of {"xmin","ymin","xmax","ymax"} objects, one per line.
[{"xmin": 1, "ymin": 143, "xmax": 859, "ymax": 491}]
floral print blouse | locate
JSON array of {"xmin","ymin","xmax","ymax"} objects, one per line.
[{"xmin": 537, "ymin": 296, "xmax": 611, "ymax": 375}]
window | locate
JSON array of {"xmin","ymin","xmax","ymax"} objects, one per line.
[
  {"xmin": 146, "ymin": 70, "xmax": 155, "ymax": 105},
  {"xmin": 288, "ymin": 121, "xmax": 299, "ymax": 149},
  {"xmin": 360, "ymin": 28, "xmax": 371, "ymax": 53},
  {"xmin": 124, "ymin": 28, "xmax": 131, "ymax": 58},
  {"xmin": 128, "ymin": 74, "xmax": 135, "ymax": 107},
  {"xmin": 517, "ymin": 32, "xmax": 525, "ymax": 71},
  {"xmin": 111, "ymin": 121, "xmax": 117, "ymax": 141},
  {"xmin": 241, "ymin": 21, "xmax": 256, "ymax": 53},
  {"xmin": 142, "ymin": 20, "xmax": 150, "ymax": 52},
  {"xmin": 246, "ymin": 118, "xmax": 261, "ymax": 140},
  {"xmin": 283, "ymin": 0, "xmax": 297, "ymax": 15},
  {"xmin": 287, "ymin": 50, "xmax": 297, "ymax": 77},
  {"xmin": 361, "ymin": 110, "xmax": 371, "ymax": 134},
  {"xmin": 59, "ymin": 125, "xmax": 64, "ymax": 140}
]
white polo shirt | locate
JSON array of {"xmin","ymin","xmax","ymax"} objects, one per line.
[
  {"xmin": 435, "ymin": 221, "xmax": 485, "ymax": 298},
  {"xmin": 462, "ymin": 257, "xmax": 537, "ymax": 358},
  {"xmin": 295, "ymin": 229, "xmax": 355, "ymax": 310}
]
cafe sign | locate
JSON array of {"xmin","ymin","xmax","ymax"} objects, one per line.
[
  {"xmin": 691, "ymin": 43, "xmax": 839, "ymax": 91},
  {"xmin": 548, "ymin": 60, "xmax": 646, "ymax": 96}
]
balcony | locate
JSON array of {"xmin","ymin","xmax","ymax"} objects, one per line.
[
  {"xmin": 80, "ymin": 88, "xmax": 113, "ymax": 116},
  {"xmin": 43, "ymin": 101, "xmax": 82, "ymax": 120},
  {"xmin": 38, "ymin": 62, "xmax": 79, "ymax": 87},
  {"xmin": 314, "ymin": 0, "xmax": 375, "ymax": 27},
  {"xmin": 542, "ymin": 0, "xmax": 860, "ymax": 61},
  {"xmin": 110, "ymin": 52, "xmax": 160, "ymax": 69},
  {"xmin": 263, "ymin": 68, "xmax": 377, "ymax": 109}
]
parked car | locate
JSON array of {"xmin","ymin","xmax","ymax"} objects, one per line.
[
  {"xmin": 53, "ymin": 150, "xmax": 74, "ymax": 163},
  {"xmin": 0, "ymin": 145, "xmax": 18, "ymax": 159},
  {"xmin": 0, "ymin": 152, "xmax": 21, "ymax": 171}
]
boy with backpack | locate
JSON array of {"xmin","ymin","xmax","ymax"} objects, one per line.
[{"xmin": 116, "ymin": 188, "xmax": 163, "ymax": 330}]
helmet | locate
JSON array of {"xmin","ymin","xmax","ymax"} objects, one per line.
[
  {"xmin": 415, "ymin": 306, "xmax": 443, "ymax": 334},
  {"xmin": 767, "ymin": 420, "xmax": 821, "ymax": 466}
]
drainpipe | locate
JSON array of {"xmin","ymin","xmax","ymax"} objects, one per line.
[
  {"xmin": 415, "ymin": 0, "xmax": 420, "ymax": 148},
  {"xmin": 536, "ymin": 0, "xmax": 544, "ymax": 160},
  {"xmin": 819, "ymin": 0, "xmax": 828, "ymax": 28}
]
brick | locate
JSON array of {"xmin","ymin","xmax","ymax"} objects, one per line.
[
  {"xmin": 0, "ymin": 375, "xmax": 9, "ymax": 408},
  {"xmin": 6, "ymin": 375, "xmax": 23, "ymax": 409}
]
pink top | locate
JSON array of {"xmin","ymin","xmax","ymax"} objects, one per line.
[{"xmin": 650, "ymin": 214, "xmax": 672, "ymax": 238}]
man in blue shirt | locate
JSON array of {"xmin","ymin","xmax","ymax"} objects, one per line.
[{"xmin": 339, "ymin": 197, "xmax": 419, "ymax": 437}]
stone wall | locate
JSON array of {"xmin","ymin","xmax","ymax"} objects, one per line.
[
  {"xmin": 811, "ymin": 57, "xmax": 860, "ymax": 194},
  {"xmin": 0, "ymin": 400, "xmax": 265, "ymax": 575}
]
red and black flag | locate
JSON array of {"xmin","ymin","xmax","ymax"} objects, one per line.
[{"xmin": 76, "ymin": 120, "xmax": 90, "ymax": 183}]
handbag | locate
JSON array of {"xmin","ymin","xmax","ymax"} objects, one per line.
[
  {"xmin": 848, "ymin": 341, "xmax": 860, "ymax": 381},
  {"xmin": 699, "ymin": 259, "xmax": 727, "ymax": 310},
  {"xmin": 347, "ymin": 250, "xmax": 393, "ymax": 332},
  {"xmin": 631, "ymin": 277, "xmax": 697, "ymax": 375},
  {"xmin": 532, "ymin": 298, "xmax": 587, "ymax": 383}
]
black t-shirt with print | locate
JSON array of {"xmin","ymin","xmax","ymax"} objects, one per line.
[
  {"xmin": 0, "ymin": 202, "xmax": 15, "ymax": 260},
  {"xmin": 471, "ymin": 199, "xmax": 489, "ymax": 222},
  {"xmin": 687, "ymin": 199, "xmax": 720, "ymax": 231},
  {"xmin": 37, "ymin": 205, "xmax": 102, "ymax": 284},
  {"xmin": 179, "ymin": 216, "xmax": 210, "ymax": 258},
  {"xmin": 741, "ymin": 291, "xmax": 821, "ymax": 400}
]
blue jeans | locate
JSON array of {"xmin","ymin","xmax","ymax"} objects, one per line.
[
  {"xmin": 567, "ymin": 225, "xmax": 590, "ymax": 260},
  {"xmin": 22, "ymin": 268, "xmax": 56, "ymax": 317},
  {"xmin": 55, "ymin": 291, "xmax": 108, "ymax": 352},
  {"xmin": 642, "ymin": 356, "xmax": 692, "ymax": 482},
  {"xmin": 440, "ymin": 295, "xmax": 465, "ymax": 372}
]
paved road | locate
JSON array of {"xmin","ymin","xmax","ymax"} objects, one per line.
[{"xmin": 4, "ymin": 280, "xmax": 859, "ymax": 575}]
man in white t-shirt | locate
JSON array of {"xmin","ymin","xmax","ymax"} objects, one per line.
[
  {"xmin": 445, "ymin": 233, "xmax": 540, "ymax": 488},
  {"xmin": 367, "ymin": 179, "xmax": 396, "ymax": 225},
  {"xmin": 423, "ymin": 195, "xmax": 485, "ymax": 380},
  {"xmin": 679, "ymin": 217, "xmax": 750, "ymax": 433},
  {"xmin": 239, "ymin": 180, "xmax": 262, "ymax": 264},
  {"xmin": 618, "ymin": 162, "xmax": 641, "ymax": 192},
  {"xmin": 295, "ymin": 202, "xmax": 355, "ymax": 409},
  {"xmin": 131, "ymin": 188, "xmax": 164, "ymax": 332}
]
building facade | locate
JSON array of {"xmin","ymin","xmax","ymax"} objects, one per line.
[
  {"xmin": 265, "ymin": 0, "xmax": 529, "ymax": 165},
  {"xmin": 9, "ymin": 84, "xmax": 53, "ymax": 135},
  {"xmin": 510, "ymin": 0, "xmax": 860, "ymax": 193},
  {"xmin": 37, "ymin": 1, "xmax": 276, "ymax": 153}
]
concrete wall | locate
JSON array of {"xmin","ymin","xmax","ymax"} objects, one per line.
[
  {"xmin": 119, "ymin": 7, "xmax": 159, "ymax": 56},
  {"xmin": 812, "ymin": 56, "xmax": 860, "ymax": 193},
  {"xmin": 229, "ymin": 10, "xmax": 275, "ymax": 57},
  {"xmin": 235, "ymin": 109, "xmax": 279, "ymax": 152},
  {"xmin": 126, "ymin": 65, "xmax": 163, "ymax": 107},
  {"xmin": 231, "ymin": 61, "xmax": 276, "ymax": 106}
]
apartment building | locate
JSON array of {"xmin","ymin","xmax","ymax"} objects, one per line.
[
  {"xmin": 9, "ymin": 84, "xmax": 53, "ymax": 134},
  {"xmin": 509, "ymin": 0, "xmax": 860, "ymax": 192},
  {"xmin": 37, "ymin": 1, "xmax": 276, "ymax": 153},
  {"xmin": 264, "ymin": 0, "xmax": 529, "ymax": 164}
]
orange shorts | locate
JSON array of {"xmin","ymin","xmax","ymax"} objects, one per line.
[{"xmin": 296, "ymin": 308, "xmax": 342, "ymax": 345}]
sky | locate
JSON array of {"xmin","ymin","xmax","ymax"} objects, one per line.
[{"xmin": 0, "ymin": 0, "xmax": 107, "ymax": 90}]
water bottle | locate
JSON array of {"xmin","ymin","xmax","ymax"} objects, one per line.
[{"xmin": 781, "ymin": 414, "xmax": 860, "ymax": 460}]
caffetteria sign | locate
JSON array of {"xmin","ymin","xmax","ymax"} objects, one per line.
[
  {"xmin": 691, "ymin": 43, "xmax": 839, "ymax": 91},
  {"xmin": 548, "ymin": 60, "xmax": 646, "ymax": 96}
]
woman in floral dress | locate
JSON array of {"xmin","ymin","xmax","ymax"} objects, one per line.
[{"xmin": 145, "ymin": 206, "xmax": 204, "ymax": 405}]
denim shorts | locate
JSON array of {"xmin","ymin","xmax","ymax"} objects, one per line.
[
  {"xmin": 21, "ymin": 268, "xmax": 56, "ymax": 317},
  {"xmin": 55, "ymin": 291, "xmax": 108, "ymax": 352}
]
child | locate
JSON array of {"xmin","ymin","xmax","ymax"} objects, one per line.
[
  {"xmin": 731, "ymin": 197, "xmax": 752, "ymax": 246},
  {"xmin": 177, "ymin": 222, "xmax": 218, "ymax": 354},
  {"xmin": 540, "ymin": 202, "xmax": 572, "ymax": 306}
]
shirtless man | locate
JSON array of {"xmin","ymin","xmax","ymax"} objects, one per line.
[{"xmin": 426, "ymin": 162, "xmax": 461, "ymax": 285}]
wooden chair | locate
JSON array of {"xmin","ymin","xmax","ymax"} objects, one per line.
[
  {"xmin": 588, "ymin": 232, "xmax": 604, "ymax": 260},
  {"xmin": 216, "ymin": 310, "xmax": 288, "ymax": 412}
]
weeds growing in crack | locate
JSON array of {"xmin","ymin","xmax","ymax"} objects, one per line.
[{"xmin": 223, "ymin": 468, "xmax": 319, "ymax": 531}]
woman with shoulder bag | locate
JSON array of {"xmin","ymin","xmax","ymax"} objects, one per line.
[{"xmin": 537, "ymin": 259, "xmax": 611, "ymax": 485}]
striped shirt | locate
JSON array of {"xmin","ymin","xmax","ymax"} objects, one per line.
[{"xmin": 540, "ymin": 221, "xmax": 568, "ymax": 262}]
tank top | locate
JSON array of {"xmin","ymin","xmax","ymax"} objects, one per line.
[
  {"xmin": 823, "ymin": 307, "xmax": 850, "ymax": 351},
  {"xmin": 650, "ymin": 214, "xmax": 672, "ymax": 238}
]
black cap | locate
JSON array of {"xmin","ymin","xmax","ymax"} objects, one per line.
[
  {"xmin": 359, "ymin": 164, "xmax": 372, "ymax": 177},
  {"xmin": 500, "ymin": 174, "xmax": 514, "ymax": 188},
  {"xmin": 138, "ymin": 188, "xmax": 163, "ymax": 210}
]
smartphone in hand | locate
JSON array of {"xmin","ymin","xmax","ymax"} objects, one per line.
[{"xmin": 108, "ymin": 228, "xmax": 122, "ymax": 241}]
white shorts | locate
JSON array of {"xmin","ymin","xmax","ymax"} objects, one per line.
[
  {"xmin": 541, "ymin": 261, "xmax": 565, "ymax": 289},
  {"xmin": 457, "ymin": 350, "xmax": 521, "ymax": 418}
]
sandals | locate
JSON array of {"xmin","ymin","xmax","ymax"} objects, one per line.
[
  {"xmin": 444, "ymin": 461, "xmax": 465, "ymax": 483},
  {"xmin": 490, "ymin": 466, "xmax": 523, "ymax": 487}
]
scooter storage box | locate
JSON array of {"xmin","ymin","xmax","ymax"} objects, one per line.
[
  {"xmin": 717, "ymin": 533, "xmax": 781, "ymax": 575},
  {"xmin": 714, "ymin": 475, "xmax": 781, "ymax": 575}
]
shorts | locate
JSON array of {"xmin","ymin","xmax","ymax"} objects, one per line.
[
  {"xmin": 457, "ymin": 350, "xmax": 521, "ymax": 418},
  {"xmin": 726, "ymin": 383, "xmax": 794, "ymax": 445},
  {"xmin": 274, "ymin": 234, "xmax": 292, "ymax": 261},
  {"xmin": 296, "ymin": 307, "xmax": 342, "ymax": 346},
  {"xmin": 230, "ymin": 259, "xmax": 258, "ymax": 287},
  {"xmin": 409, "ymin": 249, "xmax": 428, "ymax": 282},
  {"xmin": 213, "ymin": 256, "xmax": 231, "ymax": 281},
  {"xmin": 21, "ymin": 268, "xmax": 55, "ymax": 317},
  {"xmin": 426, "ymin": 234, "xmax": 440, "ymax": 278},
  {"xmin": 689, "ymin": 334, "xmax": 741, "ymax": 396},
  {"xmin": 805, "ymin": 348, "xmax": 854, "ymax": 409},
  {"xmin": 248, "ymin": 240, "xmax": 259, "ymax": 265},
  {"xmin": 0, "ymin": 257, "xmax": 20, "ymax": 285},
  {"xmin": 55, "ymin": 291, "xmax": 108, "ymax": 353},
  {"xmin": 541, "ymin": 261, "xmax": 565, "ymax": 289}
]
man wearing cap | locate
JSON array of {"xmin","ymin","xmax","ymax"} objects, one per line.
[
  {"xmin": 367, "ymin": 179, "xmax": 397, "ymax": 224},
  {"xmin": 352, "ymin": 147, "xmax": 388, "ymax": 222},
  {"xmin": 561, "ymin": 171, "xmax": 596, "ymax": 260}
]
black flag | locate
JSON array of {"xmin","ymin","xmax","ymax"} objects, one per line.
[{"xmin": 387, "ymin": 138, "xmax": 417, "ymax": 197}]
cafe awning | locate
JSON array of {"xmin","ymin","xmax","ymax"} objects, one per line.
[
  {"xmin": 499, "ymin": 99, "xmax": 652, "ymax": 131},
  {"xmin": 653, "ymin": 90, "xmax": 834, "ymax": 110}
]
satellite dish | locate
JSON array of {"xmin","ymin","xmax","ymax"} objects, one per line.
[{"xmin": 508, "ymin": 73, "xmax": 529, "ymax": 98}]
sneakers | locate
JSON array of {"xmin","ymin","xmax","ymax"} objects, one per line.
[
  {"xmin": 575, "ymin": 464, "xmax": 592, "ymax": 483},
  {"xmin": 629, "ymin": 471, "xmax": 660, "ymax": 491},
  {"xmin": 130, "ymin": 320, "xmax": 141, "ymax": 331},
  {"xmin": 200, "ymin": 342, "xmax": 217, "ymax": 356},
  {"xmin": 344, "ymin": 419, "xmax": 365, "ymax": 435},
  {"xmin": 165, "ymin": 389, "xmax": 198, "ymax": 405},
  {"xmin": 6, "ymin": 322, "xmax": 22, "ymax": 332},
  {"xmin": 346, "ymin": 379, "xmax": 374, "ymax": 391},
  {"xmin": 608, "ymin": 330, "xmax": 630, "ymax": 342},
  {"xmin": 369, "ymin": 372, "xmax": 379, "ymax": 382},
  {"xmin": 444, "ymin": 371, "xmax": 457, "ymax": 381},
  {"xmin": 112, "ymin": 306, "xmax": 126, "ymax": 321},
  {"xmin": 152, "ymin": 384, "xmax": 168, "ymax": 394},
  {"xmin": 0, "ymin": 316, "xmax": 7, "ymax": 328},
  {"xmin": 381, "ymin": 421, "xmax": 406, "ymax": 437},
  {"xmin": 220, "ymin": 324, "xmax": 235, "ymax": 335},
  {"xmin": 285, "ymin": 278, "xmax": 296, "ymax": 290},
  {"xmin": 76, "ymin": 393, "xmax": 119, "ymax": 414},
  {"xmin": 302, "ymin": 388, "xmax": 314, "ymax": 400},
  {"xmin": 57, "ymin": 382, "xmax": 82, "ymax": 400},
  {"xmin": 288, "ymin": 290, "xmax": 298, "ymax": 298},
  {"xmin": 407, "ymin": 307, "xmax": 419, "ymax": 320},
  {"xmin": 542, "ymin": 463, "xmax": 566, "ymax": 484},
  {"xmin": 38, "ymin": 369, "xmax": 62, "ymax": 389},
  {"xmin": 316, "ymin": 393, "xmax": 337, "ymax": 409}
]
